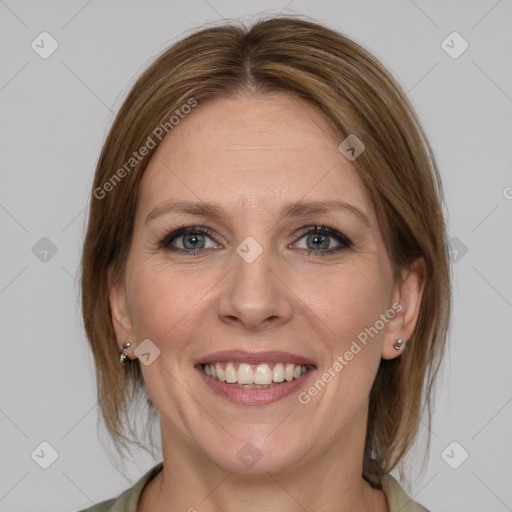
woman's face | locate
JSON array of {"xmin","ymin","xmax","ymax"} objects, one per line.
[{"xmin": 110, "ymin": 94, "xmax": 423, "ymax": 474}]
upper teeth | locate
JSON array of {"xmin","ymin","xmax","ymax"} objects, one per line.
[{"xmin": 203, "ymin": 362, "xmax": 308, "ymax": 385}]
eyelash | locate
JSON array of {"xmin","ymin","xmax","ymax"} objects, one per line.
[{"xmin": 157, "ymin": 223, "xmax": 353, "ymax": 257}]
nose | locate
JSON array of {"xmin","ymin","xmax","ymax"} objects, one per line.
[{"xmin": 216, "ymin": 243, "xmax": 294, "ymax": 333}]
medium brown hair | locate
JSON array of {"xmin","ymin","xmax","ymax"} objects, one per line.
[{"xmin": 80, "ymin": 15, "xmax": 451, "ymax": 486}]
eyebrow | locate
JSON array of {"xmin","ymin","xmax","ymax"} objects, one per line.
[{"xmin": 144, "ymin": 199, "xmax": 370, "ymax": 227}]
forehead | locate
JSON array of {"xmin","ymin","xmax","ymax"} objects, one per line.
[{"xmin": 137, "ymin": 94, "xmax": 375, "ymax": 222}]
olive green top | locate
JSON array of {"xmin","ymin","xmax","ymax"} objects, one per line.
[{"xmin": 77, "ymin": 462, "xmax": 429, "ymax": 512}]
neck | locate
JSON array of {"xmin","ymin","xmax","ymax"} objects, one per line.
[{"xmin": 138, "ymin": 416, "xmax": 389, "ymax": 512}]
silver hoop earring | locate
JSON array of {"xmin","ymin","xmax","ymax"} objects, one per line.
[
  {"xmin": 393, "ymin": 338, "xmax": 404, "ymax": 351},
  {"xmin": 120, "ymin": 342, "xmax": 132, "ymax": 365}
]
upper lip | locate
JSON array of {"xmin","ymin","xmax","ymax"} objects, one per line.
[{"xmin": 196, "ymin": 350, "xmax": 317, "ymax": 367}]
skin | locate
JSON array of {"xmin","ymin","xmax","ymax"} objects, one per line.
[{"xmin": 109, "ymin": 93, "xmax": 426, "ymax": 512}]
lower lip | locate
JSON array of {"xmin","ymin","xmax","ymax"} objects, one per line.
[{"xmin": 196, "ymin": 365, "xmax": 315, "ymax": 406}]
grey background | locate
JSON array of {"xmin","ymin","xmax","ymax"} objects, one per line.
[{"xmin": 1, "ymin": 1, "xmax": 511, "ymax": 511}]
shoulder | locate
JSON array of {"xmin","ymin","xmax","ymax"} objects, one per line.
[
  {"xmin": 381, "ymin": 474, "xmax": 430, "ymax": 512},
  {"xmin": 75, "ymin": 462, "xmax": 164, "ymax": 512}
]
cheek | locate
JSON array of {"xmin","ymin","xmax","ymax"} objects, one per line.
[
  {"xmin": 126, "ymin": 260, "xmax": 211, "ymax": 342},
  {"xmin": 304, "ymin": 263, "xmax": 390, "ymax": 345},
  {"xmin": 306, "ymin": 269, "xmax": 388, "ymax": 418}
]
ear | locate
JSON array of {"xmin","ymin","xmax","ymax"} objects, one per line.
[
  {"xmin": 107, "ymin": 265, "xmax": 136, "ymax": 359},
  {"xmin": 381, "ymin": 257, "xmax": 426, "ymax": 360}
]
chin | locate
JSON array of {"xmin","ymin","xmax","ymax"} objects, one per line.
[{"xmin": 204, "ymin": 432, "xmax": 309, "ymax": 475}]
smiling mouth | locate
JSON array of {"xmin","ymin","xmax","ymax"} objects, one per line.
[{"xmin": 199, "ymin": 361, "xmax": 314, "ymax": 387}]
